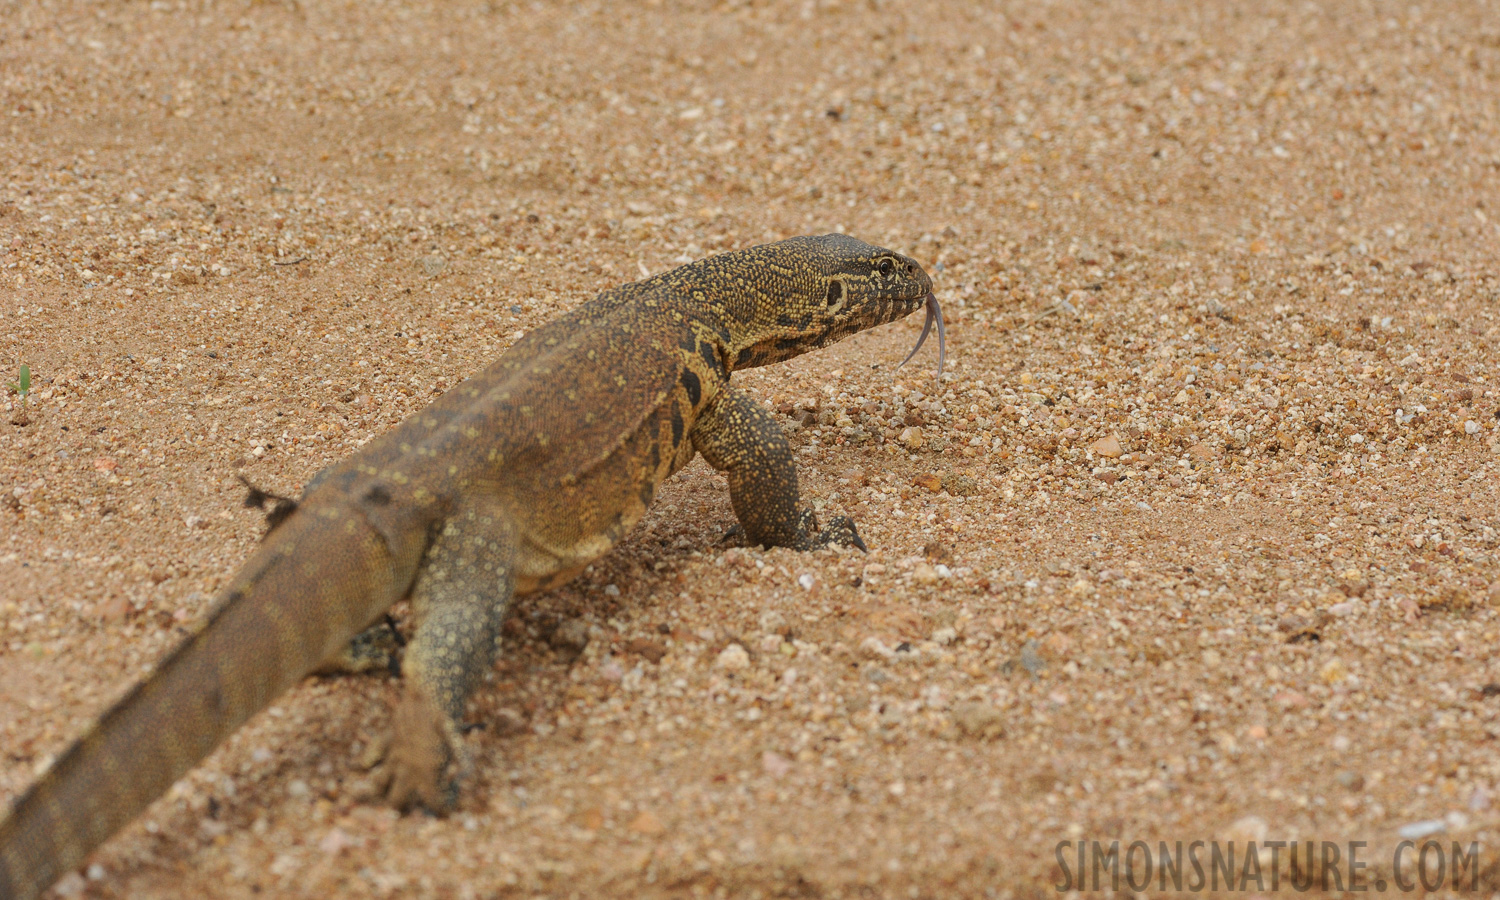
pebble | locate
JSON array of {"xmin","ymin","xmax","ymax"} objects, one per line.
[
  {"xmin": 1221, "ymin": 814, "xmax": 1268, "ymax": 845},
  {"xmin": 898, "ymin": 426, "xmax": 923, "ymax": 450},
  {"xmin": 628, "ymin": 809, "xmax": 665, "ymax": 836},
  {"xmin": 550, "ymin": 619, "xmax": 591, "ymax": 656},
  {"xmin": 1019, "ymin": 640, "xmax": 1046, "ymax": 676},
  {"xmin": 760, "ymin": 751, "xmax": 792, "ymax": 778},
  {"xmin": 931, "ymin": 626, "xmax": 957, "ymax": 645},
  {"xmin": 1397, "ymin": 819, "xmax": 1447, "ymax": 840},
  {"xmin": 714, "ymin": 643, "xmax": 750, "ymax": 670},
  {"xmin": 860, "ymin": 636, "xmax": 895, "ymax": 660},
  {"xmin": 625, "ymin": 637, "xmax": 665, "ymax": 664},
  {"xmin": 950, "ymin": 702, "xmax": 1005, "ymax": 740},
  {"xmin": 417, "ymin": 255, "xmax": 446, "ymax": 276},
  {"xmin": 912, "ymin": 472, "xmax": 942, "ymax": 493},
  {"xmin": 940, "ymin": 473, "xmax": 979, "ymax": 496},
  {"xmin": 912, "ymin": 563, "xmax": 940, "ymax": 585},
  {"xmin": 1186, "ymin": 442, "xmax": 1216, "ymax": 463},
  {"xmin": 1090, "ymin": 434, "xmax": 1123, "ymax": 458}
]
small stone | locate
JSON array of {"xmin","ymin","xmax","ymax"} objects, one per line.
[
  {"xmin": 319, "ymin": 827, "xmax": 355, "ymax": 856},
  {"xmin": 760, "ymin": 750, "xmax": 792, "ymax": 778},
  {"xmin": 1090, "ymin": 434, "xmax": 1123, "ymax": 458},
  {"xmin": 95, "ymin": 595, "xmax": 131, "ymax": 622},
  {"xmin": 1336, "ymin": 771, "xmax": 1365, "ymax": 791},
  {"xmin": 417, "ymin": 255, "xmax": 447, "ymax": 276},
  {"xmin": 715, "ymin": 643, "xmax": 750, "ymax": 670},
  {"xmin": 576, "ymin": 806, "xmax": 605, "ymax": 830},
  {"xmin": 860, "ymin": 636, "xmax": 895, "ymax": 660},
  {"xmin": 941, "ymin": 473, "xmax": 980, "ymax": 496},
  {"xmin": 171, "ymin": 269, "xmax": 199, "ymax": 286},
  {"xmin": 550, "ymin": 619, "xmax": 591, "ymax": 656},
  {"xmin": 1488, "ymin": 582, "xmax": 1500, "ymax": 607},
  {"xmin": 93, "ymin": 457, "xmax": 118, "ymax": 473},
  {"xmin": 1465, "ymin": 420, "xmax": 1480, "ymax": 435},
  {"xmin": 922, "ymin": 540, "xmax": 953, "ymax": 563},
  {"xmin": 1019, "ymin": 640, "xmax": 1046, "ymax": 676},
  {"xmin": 626, "ymin": 637, "xmax": 666, "ymax": 664},
  {"xmin": 843, "ymin": 467, "xmax": 869, "ymax": 486},
  {"xmin": 1397, "ymin": 819, "xmax": 1446, "ymax": 840},
  {"xmin": 1469, "ymin": 786, "xmax": 1491, "ymax": 811},
  {"xmin": 951, "ymin": 702, "xmax": 1004, "ymax": 740},
  {"xmin": 490, "ymin": 708, "xmax": 528, "ymax": 736},
  {"xmin": 899, "ymin": 426, "xmax": 924, "ymax": 449},
  {"xmin": 1221, "ymin": 814, "xmax": 1268, "ymax": 845},
  {"xmin": 52, "ymin": 873, "xmax": 86, "ymax": 898},
  {"xmin": 1186, "ymin": 442, "xmax": 1216, "ymax": 463},
  {"xmin": 797, "ymin": 573, "xmax": 816, "ymax": 591},
  {"xmin": 912, "ymin": 563, "xmax": 940, "ymax": 585},
  {"xmin": 931, "ymin": 626, "xmax": 958, "ymax": 645},
  {"xmin": 912, "ymin": 472, "xmax": 942, "ymax": 493},
  {"xmin": 628, "ymin": 809, "xmax": 665, "ymax": 836},
  {"xmin": 1095, "ymin": 471, "xmax": 1118, "ymax": 485}
]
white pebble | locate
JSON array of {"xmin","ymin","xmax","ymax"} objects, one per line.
[
  {"xmin": 715, "ymin": 643, "xmax": 750, "ymax": 670},
  {"xmin": 1397, "ymin": 819, "xmax": 1446, "ymax": 840}
]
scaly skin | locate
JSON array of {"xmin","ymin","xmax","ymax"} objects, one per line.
[{"xmin": 0, "ymin": 234, "xmax": 936, "ymax": 899}]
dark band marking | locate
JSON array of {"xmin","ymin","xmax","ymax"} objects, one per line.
[
  {"xmin": 681, "ymin": 369, "xmax": 702, "ymax": 406},
  {"xmin": 699, "ymin": 341, "xmax": 725, "ymax": 379},
  {"xmin": 671, "ymin": 408, "xmax": 684, "ymax": 446}
]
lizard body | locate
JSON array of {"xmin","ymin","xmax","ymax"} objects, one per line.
[{"xmin": 0, "ymin": 234, "xmax": 937, "ymax": 899}]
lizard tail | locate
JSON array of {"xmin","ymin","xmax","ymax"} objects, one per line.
[{"xmin": 0, "ymin": 503, "xmax": 423, "ymax": 900}]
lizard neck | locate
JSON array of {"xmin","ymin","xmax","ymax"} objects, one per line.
[{"xmin": 656, "ymin": 254, "xmax": 806, "ymax": 372}]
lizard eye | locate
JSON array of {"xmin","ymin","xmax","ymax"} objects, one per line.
[
  {"xmin": 878, "ymin": 258, "xmax": 894, "ymax": 277},
  {"xmin": 825, "ymin": 279, "xmax": 844, "ymax": 312}
]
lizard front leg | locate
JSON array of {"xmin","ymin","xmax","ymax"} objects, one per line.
[
  {"xmin": 692, "ymin": 384, "xmax": 865, "ymax": 552},
  {"xmin": 372, "ymin": 499, "xmax": 518, "ymax": 812}
]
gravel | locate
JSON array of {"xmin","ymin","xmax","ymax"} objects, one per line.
[{"xmin": 2, "ymin": 0, "xmax": 1500, "ymax": 896}]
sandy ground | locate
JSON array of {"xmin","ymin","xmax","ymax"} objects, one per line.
[{"xmin": 3, "ymin": 0, "xmax": 1500, "ymax": 896}]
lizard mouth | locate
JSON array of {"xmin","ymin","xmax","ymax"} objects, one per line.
[{"xmin": 895, "ymin": 292, "xmax": 945, "ymax": 380}]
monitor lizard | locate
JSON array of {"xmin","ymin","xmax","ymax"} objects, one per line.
[{"xmin": 0, "ymin": 233, "xmax": 942, "ymax": 899}]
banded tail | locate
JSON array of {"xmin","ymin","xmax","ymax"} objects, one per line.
[{"xmin": 0, "ymin": 501, "xmax": 425, "ymax": 900}]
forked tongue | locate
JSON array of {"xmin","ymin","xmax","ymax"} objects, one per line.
[{"xmin": 896, "ymin": 293, "xmax": 945, "ymax": 380}]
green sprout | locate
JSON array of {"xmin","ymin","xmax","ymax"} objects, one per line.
[{"xmin": 5, "ymin": 365, "xmax": 28, "ymax": 403}]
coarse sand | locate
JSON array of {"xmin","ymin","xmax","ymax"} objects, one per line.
[{"xmin": 3, "ymin": 0, "xmax": 1500, "ymax": 896}]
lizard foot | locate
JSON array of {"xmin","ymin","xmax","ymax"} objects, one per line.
[
  {"xmin": 371, "ymin": 691, "xmax": 467, "ymax": 813},
  {"xmin": 810, "ymin": 516, "xmax": 870, "ymax": 552},
  {"xmin": 312, "ymin": 615, "xmax": 405, "ymax": 677}
]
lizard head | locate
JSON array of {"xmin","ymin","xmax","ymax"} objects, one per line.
[{"xmin": 714, "ymin": 233, "xmax": 942, "ymax": 376}]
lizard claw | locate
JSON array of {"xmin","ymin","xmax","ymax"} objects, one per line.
[
  {"xmin": 810, "ymin": 515, "xmax": 866, "ymax": 552},
  {"xmin": 371, "ymin": 691, "xmax": 466, "ymax": 814}
]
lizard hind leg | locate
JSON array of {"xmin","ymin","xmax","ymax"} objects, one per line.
[{"xmin": 371, "ymin": 501, "xmax": 518, "ymax": 813}]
